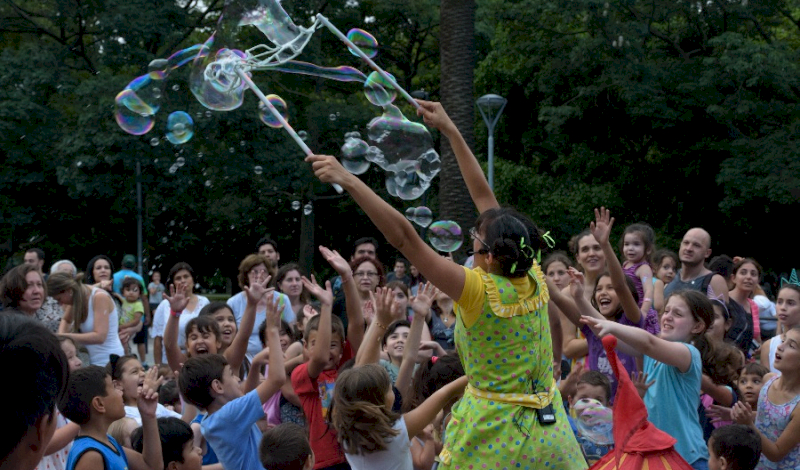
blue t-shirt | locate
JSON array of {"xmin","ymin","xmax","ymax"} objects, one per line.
[
  {"xmin": 644, "ymin": 343, "xmax": 708, "ymax": 465},
  {"xmin": 192, "ymin": 413, "xmax": 219, "ymax": 465},
  {"xmin": 202, "ymin": 389, "xmax": 266, "ymax": 470},
  {"xmin": 66, "ymin": 435, "xmax": 128, "ymax": 470},
  {"xmin": 568, "ymin": 416, "xmax": 613, "ymax": 465},
  {"xmin": 113, "ymin": 269, "xmax": 146, "ymax": 294},
  {"xmin": 227, "ymin": 291, "xmax": 295, "ymax": 359}
]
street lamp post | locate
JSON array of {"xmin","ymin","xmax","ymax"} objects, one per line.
[{"xmin": 476, "ymin": 94, "xmax": 507, "ymax": 190}]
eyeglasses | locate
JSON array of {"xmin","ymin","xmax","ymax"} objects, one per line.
[
  {"xmin": 469, "ymin": 227, "xmax": 490, "ymax": 255},
  {"xmin": 353, "ymin": 271, "xmax": 379, "ymax": 278},
  {"xmin": 248, "ymin": 269, "xmax": 268, "ymax": 277}
]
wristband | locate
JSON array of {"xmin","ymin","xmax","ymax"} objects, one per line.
[
  {"xmin": 374, "ymin": 320, "xmax": 388, "ymax": 331},
  {"xmin": 169, "ymin": 309, "xmax": 181, "ymax": 318}
]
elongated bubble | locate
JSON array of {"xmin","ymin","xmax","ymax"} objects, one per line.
[
  {"xmin": 270, "ymin": 60, "xmax": 367, "ymax": 83},
  {"xmin": 237, "ymin": 0, "xmax": 302, "ymax": 46},
  {"xmin": 258, "ymin": 94, "xmax": 288, "ymax": 128},
  {"xmin": 428, "ymin": 221, "xmax": 463, "ymax": 252},
  {"xmin": 347, "ymin": 28, "xmax": 378, "ymax": 58},
  {"xmin": 165, "ymin": 111, "xmax": 194, "ymax": 144}
]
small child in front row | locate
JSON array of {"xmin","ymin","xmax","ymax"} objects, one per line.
[
  {"xmin": 567, "ymin": 371, "xmax": 614, "ymax": 464},
  {"xmin": 178, "ymin": 293, "xmax": 285, "ymax": 470},
  {"xmin": 331, "ymin": 363, "xmax": 468, "ymax": 470},
  {"xmin": 260, "ymin": 423, "xmax": 314, "ymax": 470},
  {"xmin": 131, "ymin": 417, "xmax": 202, "ymax": 470},
  {"xmin": 707, "ymin": 424, "xmax": 761, "ymax": 470},
  {"xmin": 60, "ymin": 365, "xmax": 164, "ymax": 470},
  {"xmin": 119, "ymin": 277, "xmax": 145, "ymax": 355}
]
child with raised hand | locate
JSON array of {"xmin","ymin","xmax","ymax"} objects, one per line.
[
  {"xmin": 61, "ymin": 365, "xmax": 164, "ymax": 470},
  {"xmin": 548, "ymin": 208, "xmax": 644, "ymax": 400},
  {"xmin": 106, "ymin": 354, "xmax": 181, "ymax": 425},
  {"xmin": 307, "ymin": 107, "xmax": 584, "ymax": 468},
  {"xmin": 331, "ymin": 363, "xmax": 468, "ymax": 470},
  {"xmin": 732, "ymin": 326, "xmax": 800, "ymax": 469},
  {"xmin": 178, "ymin": 293, "xmax": 285, "ymax": 470},
  {"xmin": 582, "ymin": 208, "xmax": 714, "ymax": 469}
]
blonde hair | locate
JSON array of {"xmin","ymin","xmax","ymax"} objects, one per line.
[
  {"xmin": 47, "ymin": 272, "xmax": 88, "ymax": 330},
  {"xmin": 331, "ymin": 364, "xmax": 399, "ymax": 454},
  {"xmin": 108, "ymin": 417, "xmax": 137, "ymax": 447}
]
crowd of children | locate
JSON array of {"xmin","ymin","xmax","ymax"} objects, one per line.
[{"xmin": 2, "ymin": 100, "xmax": 799, "ymax": 470}]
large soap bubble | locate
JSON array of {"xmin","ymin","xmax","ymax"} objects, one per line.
[
  {"xmin": 428, "ymin": 220, "xmax": 463, "ymax": 252},
  {"xmin": 405, "ymin": 206, "xmax": 433, "ymax": 227},
  {"xmin": 165, "ymin": 111, "xmax": 194, "ymax": 144},
  {"xmin": 572, "ymin": 398, "xmax": 614, "ymax": 445},
  {"xmin": 114, "ymin": 74, "xmax": 165, "ymax": 135},
  {"xmin": 258, "ymin": 94, "xmax": 288, "ymax": 128},
  {"xmin": 189, "ymin": 35, "xmax": 247, "ymax": 111},
  {"xmin": 341, "ymin": 136, "xmax": 370, "ymax": 175},
  {"xmin": 347, "ymin": 28, "xmax": 378, "ymax": 58},
  {"xmin": 364, "ymin": 71, "xmax": 397, "ymax": 107}
]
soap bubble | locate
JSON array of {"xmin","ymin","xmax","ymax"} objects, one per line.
[
  {"xmin": 303, "ymin": 202, "xmax": 313, "ymax": 215},
  {"xmin": 291, "ymin": 200, "xmax": 300, "ymax": 210},
  {"xmin": 76, "ymin": 160, "xmax": 83, "ymax": 168},
  {"xmin": 176, "ymin": 156, "xmax": 186, "ymax": 166},
  {"xmin": 150, "ymin": 137, "xmax": 160, "ymax": 146},
  {"xmin": 236, "ymin": 0, "xmax": 302, "ymax": 54},
  {"xmin": 428, "ymin": 220, "xmax": 463, "ymax": 252},
  {"xmin": 341, "ymin": 136, "xmax": 370, "ymax": 175},
  {"xmin": 172, "ymin": 84, "xmax": 180, "ymax": 91},
  {"xmin": 298, "ymin": 130, "xmax": 308, "ymax": 141},
  {"xmin": 329, "ymin": 114, "xmax": 337, "ymax": 121},
  {"xmin": 254, "ymin": 165, "xmax": 263, "ymax": 175},
  {"xmin": 572, "ymin": 398, "xmax": 613, "ymax": 445},
  {"xmin": 258, "ymin": 94, "xmax": 288, "ymax": 128},
  {"xmin": 205, "ymin": 180, "xmax": 212, "ymax": 187},
  {"xmin": 189, "ymin": 35, "xmax": 247, "ymax": 111},
  {"xmin": 405, "ymin": 206, "xmax": 433, "ymax": 227},
  {"xmin": 364, "ymin": 71, "xmax": 396, "ymax": 107},
  {"xmin": 165, "ymin": 111, "xmax": 194, "ymax": 144},
  {"xmin": 347, "ymin": 28, "xmax": 379, "ymax": 58},
  {"xmin": 114, "ymin": 73, "xmax": 165, "ymax": 135}
]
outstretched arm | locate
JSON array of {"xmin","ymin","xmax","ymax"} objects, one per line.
[
  {"xmin": 416, "ymin": 100, "xmax": 498, "ymax": 213},
  {"xmin": 591, "ymin": 208, "xmax": 642, "ymax": 325},
  {"xmin": 307, "ymin": 155, "xmax": 465, "ymax": 301},
  {"xmin": 320, "ymin": 246, "xmax": 364, "ymax": 353},
  {"xmin": 163, "ymin": 284, "xmax": 190, "ymax": 374},
  {"xmin": 397, "ymin": 283, "xmax": 437, "ymax": 398},
  {"xmin": 225, "ymin": 274, "xmax": 272, "ymax": 376},
  {"xmin": 404, "ymin": 376, "xmax": 468, "ymax": 439},
  {"xmin": 302, "ymin": 275, "xmax": 334, "ymax": 380}
]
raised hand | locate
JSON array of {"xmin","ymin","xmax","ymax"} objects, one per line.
[
  {"xmin": 580, "ymin": 315, "xmax": 616, "ymax": 337},
  {"xmin": 138, "ymin": 367, "xmax": 164, "ymax": 418},
  {"xmin": 301, "ymin": 275, "xmax": 333, "ymax": 306},
  {"xmin": 410, "ymin": 282, "xmax": 438, "ymax": 317},
  {"xmin": 632, "ymin": 371, "xmax": 655, "ymax": 398},
  {"xmin": 589, "ymin": 207, "xmax": 615, "ymax": 246},
  {"xmin": 567, "ymin": 268, "xmax": 586, "ymax": 299},
  {"xmin": 319, "ymin": 246, "xmax": 352, "ymax": 277},
  {"xmin": 163, "ymin": 282, "xmax": 190, "ymax": 313},
  {"xmin": 265, "ymin": 294, "xmax": 282, "ymax": 330},
  {"xmin": 373, "ymin": 287, "xmax": 397, "ymax": 327},
  {"xmin": 244, "ymin": 273, "xmax": 273, "ymax": 304},
  {"xmin": 732, "ymin": 401, "xmax": 756, "ymax": 427},
  {"xmin": 415, "ymin": 100, "xmax": 457, "ymax": 135},
  {"xmin": 305, "ymin": 155, "xmax": 352, "ymax": 186},
  {"xmin": 707, "ymin": 404, "xmax": 733, "ymax": 424}
]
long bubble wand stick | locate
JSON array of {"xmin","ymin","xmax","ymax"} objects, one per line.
[
  {"xmin": 236, "ymin": 68, "xmax": 343, "ymax": 193},
  {"xmin": 315, "ymin": 14, "xmax": 422, "ymax": 111}
]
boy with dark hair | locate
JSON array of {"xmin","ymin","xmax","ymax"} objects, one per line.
[
  {"xmin": 131, "ymin": 417, "xmax": 202, "ymax": 470},
  {"xmin": 256, "ymin": 236, "xmax": 280, "ymax": 265},
  {"xmin": 177, "ymin": 294, "xmax": 285, "ymax": 470},
  {"xmin": 1, "ymin": 315, "xmax": 68, "ymax": 470},
  {"xmin": 260, "ymin": 423, "xmax": 314, "ymax": 470},
  {"xmin": 60, "ymin": 365, "xmax": 163, "ymax": 470},
  {"xmin": 157, "ymin": 380, "xmax": 182, "ymax": 414},
  {"xmin": 381, "ymin": 319, "xmax": 411, "ymax": 384},
  {"xmin": 708, "ymin": 425, "xmax": 761, "ymax": 470},
  {"xmin": 568, "ymin": 370, "xmax": 614, "ymax": 465}
]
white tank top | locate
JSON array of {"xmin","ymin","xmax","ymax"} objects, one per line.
[
  {"xmin": 80, "ymin": 287, "xmax": 124, "ymax": 366},
  {"xmin": 768, "ymin": 334, "xmax": 783, "ymax": 375}
]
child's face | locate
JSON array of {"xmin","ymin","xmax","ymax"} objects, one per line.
[
  {"xmin": 660, "ymin": 295, "xmax": 704, "ymax": 342},
  {"xmin": 103, "ymin": 375, "xmax": 126, "ymax": 420},
  {"xmin": 211, "ymin": 308, "xmax": 237, "ymax": 347},
  {"xmin": 279, "ymin": 332, "xmax": 292, "ymax": 352},
  {"xmin": 186, "ymin": 326, "xmax": 221, "ymax": 357},
  {"xmin": 116, "ymin": 359, "xmax": 145, "ymax": 404},
  {"xmin": 123, "ymin": 284, "xmax": 141, "ymax": 303},
  {"xmin": 392, "ymin": 287, "xmax": 409, "ymax": 312},
  {"xmin": 776, "ymin": 288, "xmax": 800, "ymax": 329},
  {"xmin": 152, "ymin": 272, "xmax": 161, "ymax": 283},
  {"xmin": 60, "ymin": 340, "xmax": 83, "ymax": 372},
  {"xmin": 176, "ymin": 440, "xmax": 203, "ymax": 470},
  {"xmin": 623, "ymin": 233, "xmax": 646, "ymax": 263},
  {"xmin": 218, "ymin": 365, "xmax": 242, "ymax": 401},
  {"xmin": 383, "ymin": 325, "xmax": 409, "ymax": 362},
  {"xmin": 546, "ymin": 261, "xmax": 570, "ymax": 291},
  {"xmin": 737, "ymin": 373, "xmax": 765, "ymax": 407},
  {"xmin": 656, "ymin": 257, "xmax": 677, "ymax": 284},
  {"xmin": 707, "ymin": 437, "xmax": 722, "ymax": 470},
  {"xmin": 572, "ymin": 383, "xmax": 609, "ymax": 407},
  {"xmin": 593, "ymin": 276, "xmax": 620, "ymax": 319},
  {"xmin": 706, "ymin": 305, "xmax": 729, "ymax": 343},
  {"xmin": 774, "ymin": 329, "xmax": 800, "ymax": 373},
  {"xmin": 304, "ymin": 330, "xmax": 344, "ymax": 370}
]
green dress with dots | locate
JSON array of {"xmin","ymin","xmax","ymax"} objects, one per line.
[{"xmin": 439, "ymin": 263, "xmax": 586, "ymax": 470}]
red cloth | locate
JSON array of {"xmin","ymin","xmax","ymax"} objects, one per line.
[
  {"xmin": 589, "ymin": 336, "xmax": 693, "ymax": 470},
  {"xmin": 290, "ymin": 341, "xmax": 353, "ymax": 469}
]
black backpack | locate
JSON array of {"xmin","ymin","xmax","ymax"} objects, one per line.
[{"xmin": 724, "ymin": 299, "xmax": 755, "ymax": 355}]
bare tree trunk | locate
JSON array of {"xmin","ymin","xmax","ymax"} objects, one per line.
[{"xmin": 439, "ymin": 0, "xmax": 476, "ymax": 253}]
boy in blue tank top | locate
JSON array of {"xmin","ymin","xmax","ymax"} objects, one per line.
[{"xmin": 60, "ymin": 365, "xmax": 164, "ymax": 470}]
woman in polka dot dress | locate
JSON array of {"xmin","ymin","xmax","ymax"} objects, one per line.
[{"xmin": 306, "ymin": 101, "xmax": 586, "ymax": 470}]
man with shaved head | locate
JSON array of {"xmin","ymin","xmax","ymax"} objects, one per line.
[{"xmin": 664, "ymin": 227, "xmax": 729, "ymax": 302}]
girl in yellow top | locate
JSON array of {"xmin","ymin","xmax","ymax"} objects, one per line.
[{"xmin": 306, "ymin": 101, "xmax": 585, "ymax": 470}]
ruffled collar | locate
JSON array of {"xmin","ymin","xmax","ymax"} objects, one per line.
[{"xmin": 478, "ymin": 261, "xmax": 549, "ymax": 318}]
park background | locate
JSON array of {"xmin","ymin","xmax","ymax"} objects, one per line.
[{"xmin": 1, "ymin": 0, "xmax": 798, "ymax": 293}]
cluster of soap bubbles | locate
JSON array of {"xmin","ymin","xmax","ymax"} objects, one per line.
[
  {"xmin": 571, "ymin": 398, "xmax": 614, "ymax": 445},
  {"xmin": 404, "ymin": 206, "xmax": 432, "ymax": 227},
  {"xmin": 427, "ymin": 220, "xmax": 463, "ymax": 253}
]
